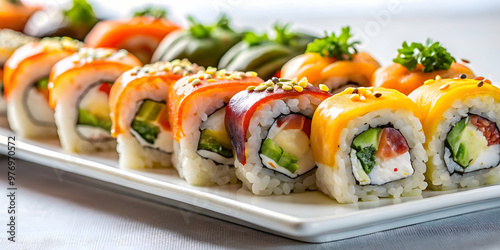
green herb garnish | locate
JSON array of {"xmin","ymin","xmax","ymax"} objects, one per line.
[
  {"xmin": 306, "ymin": 26, "xmax": 360, "ymax": 60},
  {"xmin": 188, "ymin": 15, "xmax": 234, "ymax": 39},
  {"xmin": 133, "ymin": 6, "xmax": 168, "ymax": 19},
  {"xmin": 242, "ymin": 32, "xmax": 269, "ymax": 46},
  {"xmin": 393, "ymin": 39, "xmax": 456, "ymax": 72},
  {"xmin": 63, "ymin": 0, "xmax": 98, "ymax": 25},
  {"xmin": 355, "ymin": 146, "xmax": 377, "ymax": 174}
]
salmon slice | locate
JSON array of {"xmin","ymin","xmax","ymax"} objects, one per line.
[{"xmin": 376, "ymin": 127, "xmax": 409, "ymax": 161}]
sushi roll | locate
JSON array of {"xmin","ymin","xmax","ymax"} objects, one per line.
[
  {"xmin": 109, "ymin": 59, "xmax": 201, "ymax": 169},
  {"xmin": 3, "ymin": 37, "xmax": 83, "ymax": 138},
  {"xmin": 24, "ymin": 0, "xmax": 99, "ymax": 41},
  {"xmin": 169, "ymin": 68, "xmax": 263, "ymax": 186},
  {"xmin": 0, "ymin": 29, "xmax": 38, "ymax": 114},
  {"xmin": 225, "ymin": 78, "xmax": 332, "ymax": 195},
  {"xmin": 152, "ymin": 15, "xmax": 241, "ymax": 67},
  {"xmin": 218, "ymin": 23, "xmax": 314, "ymax": 80},
  {"xmin": 281, "ymin": 27, "xmax": 380, "ymax": 94},
  {"xmin": 49, "ymin": 48, "xmax": 141, "ymax": 153},
  {"xmin": 85, "ymin": 7, "xmax": 180, "ymax": 64},
  {"xmin": 372, "ymin": 39, "xmax": 474, "ymax": 95},
  {"xmin": 311, "ymin": 87, "xmax": 427, "ymax": 203},
  {"xmin": 0, "ymin": 0, "xmax": 40, "ymax": 32},
  {"xmin": 409, "ymin": 76, "xmax": 500, "ymax": 190}
]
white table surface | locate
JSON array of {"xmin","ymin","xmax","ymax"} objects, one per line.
[{"xmin": 3, "ymin": 0, "xmax": 500, "ymax": 248}]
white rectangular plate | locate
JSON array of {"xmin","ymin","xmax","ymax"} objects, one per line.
[{"xmin": 1, "ymin": 117, "xmax": 500, "ymax": 243}]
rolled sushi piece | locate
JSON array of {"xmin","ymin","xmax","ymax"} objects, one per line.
[
  {"xmin": 409, "ymin": 76, "xmax": 500, "ymax": 190},
  {"xmin": 49, "ymin": 47, "xmax": 141, "ymax": 153},
  {"xmin": 85, "ymin": 7, "xmax": 180, "ymax": 64},
  {"xmin": 169, "ymin": 68, "xmax": 263, "ymax": 186},
  {"xmin": 0, "ymin": 0, "xmax": 40, "ymax": 32},
  {"xmin": 281, "ymin": 27, "xmax": 380, "ymax": 94},
  {"xmin": 109, "ymin": 59, "xmax": 201, "ymax": 169},
  {"xmin": 311, "ymin": 87, "xmax": 427, "ymax": 203},
  {"xmin": 3, "ymin": 37, "xmax": 83, "ymax": 138},
  {"xmin": 225, "ymin": 78, "xmax": 332, "ymax": 195},
  {"xmin": 0, "ymin": 29, "xmax": 38, "ymax": 114}
]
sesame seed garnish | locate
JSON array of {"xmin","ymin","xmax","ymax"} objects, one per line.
[
  {"xmin": 435, "ymin": 75, "xmax": 442, "ymax": 80},
  {"xmin": 283, "ymin": 85, "xmax": 292, "ymax": 91},
  {"xmin": 474, "ymin": 76, "xmax": 485, "ymax": 80},
  {"xmin": 271, "ymin": 77, "xmax": 279, "ymax": 83},
  {"xmin": 266, "ymin": 87, "xmax": 274, "ymax": 91},
  {"xmin": 424, "ymin": 79, "xmax": 434, "ymax": 85},
  {"xmin": 246, "ymin": 86, "xmax": 255, "ymax": 91},
  {"xmin": 319, "ymin": 84, "xmax": 329, "ymax": 92},
  {"xmin": 484, "ymin": 79, "xmax": 492, "ymax": 84},
  {"xmin": 374, "ymin": 93, "xmax": 382, "ymax": 98},
  {"xmin": 459, "ymin": 74, "xmax": 467, "ymax": 79},
  {"xmin": 349, "ymin": 94, "xmax": 359, "ymax": 101},
  {"xmin": 359, "ymin": 95, "xmax": 366, "ymax": 101},
  {"xmin": 352, "ymin": 88, "xmax": 359, "ymax": 95},
  {"xmin": 293, "ymin": 86, "xmax": 303, "ymax": 92},
  {"xmin": 207, "ymin": 79, "xmax": 216, "ymax": 82},
  {"xmin": 461, "ymin": 58, "xmax": 470, "ymax": 64},
  {"xmin": 191, "ymin": 79, "xmax": 201, "ymax": 86},
  {"xmin": 478, "ymin": 81, "xmax": 484, "ymax": 87},
  {"xmin": 439, "ymin": 83, "xmax": 450, "ymax": 90}
]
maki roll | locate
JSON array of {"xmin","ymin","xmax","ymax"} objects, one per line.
[
  {"xmin": 0, "ymin": 0, "xmax": 40, "ymax": 32},
  {"xmin": 169, "ymin": 68, "xmax": 263, "ymax": 186},
  {"xmin": 49, "ymin": 48, "xmax": 141, "ymax": 153},
  {"xmin": 372, "ymin": 39, "xmax": 474, "ymax": 95},
  {"xmin": 311, "ymin": 87, "xmax": 427, "ymax": 203},
  {"xmin": 281, "ymin": 27, "xmax": 380, "ymax": 94},
  {"xmin": 409, "ymin": 76, "xmax": 500, "ymax": 190},
  {"xmin": 24, "ymin": 0, "xmax": 99, "ymax": 41},
  {"xmin": 3, "ymin": 37, "xmax": 83, "ymax": 138},
  {"xmin": 152, "ymin": 15, "xmax": 241, "ymax": 67},
  {"xmin": 0, "ymin": 29, "xmax": 38, "ymax": 114},
  {"xmin": 109, "ymin": 59, "xmax": 201, "ymax": 169},
  {"xmin": 225, "ymin": 78, "xmax": 331, "ymax": 195},
  {"xmin": 218, "ymin": 23, "xmax": 314, "ymax": 80},
  {"xmin": 86, "ymin": 7, "xmax": 180, "ymax": 64}
]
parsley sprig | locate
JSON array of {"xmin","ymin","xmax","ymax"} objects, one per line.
[
  {"xmin": 133, "ymin": 7, "xmax": 168, "ymax": 19},
  {"xmin": 242, "ymin": 23, "xmax": 301, "ymax": 47},
  {"xmin": 393, "ymin": 39, "xmax": 456, "ymax": 72},
  {"xmin": 306, "ymin": 26, "xmax": 360, "ymax": 60},
  {"xmin": 188, "ymin": 15, "xmax": 233, "ymax": 39},
  {"xmin": 63, "ymin": 0, "xmax": 98, "ymax": 25}
]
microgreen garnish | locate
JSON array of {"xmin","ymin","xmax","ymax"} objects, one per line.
[
  {"xmin": 306, "ymin": 26, "xmax": 360, "ymax": 60},
  {"xmin": 188, "ymin": 15, "xmax": 234, "ymax": 39},
  {"xmin": 63, "ymin": 0, "xmax": 98, "ymax": 25},
  {"xmin": 133, "ymin": 6, "xmax": 168, "ymax": 19},
  {"xmin": 393, "ymin": 39, "xmax": 456, "ymax": 72}
]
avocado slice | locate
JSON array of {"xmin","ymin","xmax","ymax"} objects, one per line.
[
  {"xmin": 135, "ymin": 100, "xmax": 165, "ymax": 122},
  {"xmin": 35, "ymin": 77, "xmax": 49, "ymax": 90},
  {"xmin": 446, "ymin": 118, "xmax": 467, "ymax": 157},
  {"xmin": 132, "ymin": 119, "xmax": 160, "ymax": 144},
  {"xmin": 78, "ymin": 108, "xmax": 113, "ymax": 132},
  {"xmin": 198, "ymin": 129, "xmax": 233, "ymax": 158},
  {"xmin": 446, "ymin": 117, "xmax": 488, "ymax": 168},
  {"xmin": 352, "ymin": 128, "xmax": 381, "ymax": 151}
]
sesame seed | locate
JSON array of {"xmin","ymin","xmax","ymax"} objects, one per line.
[
  {"xmin": 191, "ymin": 79, "xmax": 201, "ymax": 86},
  {"xmin": 283, "ymin": 85, "xmax": 293, "ymax": 91},
  {"xmin": 484, "ymin": 79, "xmax": 492, "ymax": 84},
  {"xmin": 439, "ymin": 83, "xmax": 450, "ymax": 90},
  {"xmin": 298, "ymin": 80, "xmax": 308, "ymax": 88},
  {"xmin": 246, "ymin": 86, "xmax": 255, "ymax": 91},
  {"xmin": 352, "ymin": 88, "xmax": 359, "ymax": 95},
  {"xmin": 266, "ymin": 87, "xmax": 274, "ymax": 91},
  {"xmin": 293, "ymin": 86, "xmax": 303, "ymax": 92},
  {"xmin": 359, "ymin": 95, "xmax": 366, "ymax": 101},
  {"xmin": 319, "ymin": 84, "xmax": 329, "ymax": 92},
  {"xmin": 349, "ymin": 94, "xmax": 359, "ymax": 101},
  {"xmin": 474, "ymin": 76, "xmax": 485, "ymax": 80},
  {"xmin": 460, "ymin": 74, "xmax": 467, "ymax": 79},
  {"xmin": 246, "ymin": 71, "xmax": 258, "ymax": 77},
  {"xmin": 435, "ymin": 75, "xmax": 442, "ymax": 80},
  {"xmin": 271, "ymin": 77, "xmax": 279, "ymax": 83},
  {"xmin": 478, "ymin": 81, "xmax": 484, "ymax": 87},
  {"xmin": 461, "ymin": 58, "xmax": 470, "ymax": 64},
  {"xmin": 424, "ymin": 79, "xmax": 434, "ymax": 85},
  {"xmin": 207, "ymin": 79, "xmax": 216, "ymax": 82},
  {"xmin": 374, "ymin": 93, "xmax": 382, "ymax": 98}
]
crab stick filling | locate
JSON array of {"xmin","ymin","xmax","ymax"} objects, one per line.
[
  {"xmin": 445, "ymin": 114, "xmax": 500, "ymax": 174},
  {"xmin": 260, "ymin": 114, "xmax": 315, "ymax": 178},
  {"xmin": 197, "ymin": 106, "xmax": 234, "ymax": 165},
  {"xmin": 76, "ymin": 82, "xmax": 113, "ymax": 141},
  {"xmin": 350, "ymin": 127, "xmax": 413, "ymax": 185}
]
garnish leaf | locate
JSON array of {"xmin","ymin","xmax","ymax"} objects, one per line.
[
  {"xmin": 306, "ymin": 26, "xmax": 360, "ymax": 60},
  {"xmin": 356, "ymin": 146, "xmax": 377, "ymax": 174},
  {"xmin": 63, "ymin": 0, "xmax": 98, "ymax": 25},
  {"xmin": 393, "ymin": 39, "xmax": 456, "ymax": 72},
  {"xmin": 187, "ymin": 14, "xmax": 235, "ymax": 39},
  {"xmin": 133, "ymin": 6, "xmax": 168, "ymax": 19},
  {"xmin": 243, "ymin": 31, "xmax": 269, "ymax": 46},
  {"xmin": 274, "ymin": 23, "xmax": 294, "ymax": 45}
]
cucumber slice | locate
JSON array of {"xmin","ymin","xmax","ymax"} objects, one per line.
[
  {"xmin": 132, "ymin": 119, "xmax": 159, "ymax": 144},
  {"xmin": 352, "ymin": 128, "xmax": 381, "ymax": 151},
  {"xmin": 135, "ymin": 100, "xmax": 165, "ymax": 122},
  {"xmin": 35, "ymin": 77, "xmax": 49, "ymax": 90},
  {"xmin": 261, "ymin": 138, "xmax": 283, "ymax": 163},
  {"xmin": 198, "ymin": 129, "xmax": 233, "ymax": 158},
  {"xmin": 78, "ymin": 108, "xmax": 112, "ymax": 132}
]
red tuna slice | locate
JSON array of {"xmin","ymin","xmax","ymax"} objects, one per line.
[
  {"xmin": 376, "ymin": 127, "xmax": 409, "ymax": 161},
  {"xmin": 277, "ymin": 114, "xmax": 312, "ymax": 137},
  {"xmin": 469, "ymin": 115, "xmax": 500, "ymax": 146},
  {"xmin": 225, "ymin": 85, "xmax": 331, "ymax": 165},
  {"xmin": 98, "ymin": 82, "xmax": 113, "ymax": 95}
]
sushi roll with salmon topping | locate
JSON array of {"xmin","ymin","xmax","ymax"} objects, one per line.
[
  {"xmin": 0, "ymin": 29, "xmax": 38, "ymax": 114},
  {"xmin": 311, "ymin": 87, "xmax": 427, "ymax": 203},
  {"xmin": 281, "ymin": 27, "xmax": 380, "ymax": 94},
  {"xmin": 85, "ymin": 7, "xmax": 180, "ymax": 64},
  {"xmin": 225, "ymin": 77, "xmax": 332, "ymax": 195},
  {"xmin": 0, "ymin": 0, "xmax": 40, "ymax": 32},
  {"xmin": 409, "ymin": 77, "xmax": 500, "ymax": 190},
  {"xmin": 169, "ymin": 68, "xmax": 263, "ymax": 186},
  {"xmin": 372, "ymin": 39, "xmax": 474, "ymax": 95},
  {"xmin": 109, "ymin": 59, "xmax": 201, "ymax": 169},
  {"xmin": 3, "ymin": 37, "xmax": 83, "ymax": 138},
  {"xmin": 49, "ymin": 47, "xmax": 141, "ymax": 153}
]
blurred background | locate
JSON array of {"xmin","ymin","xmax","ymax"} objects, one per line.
[{"xmin": 22, "ymin": 0, "xmax": 500, "ymax": 81}]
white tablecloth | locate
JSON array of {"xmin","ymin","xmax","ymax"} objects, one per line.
[{"xmin": 1, "ymin": 159, "xmax": 500, "ymax": 249}]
